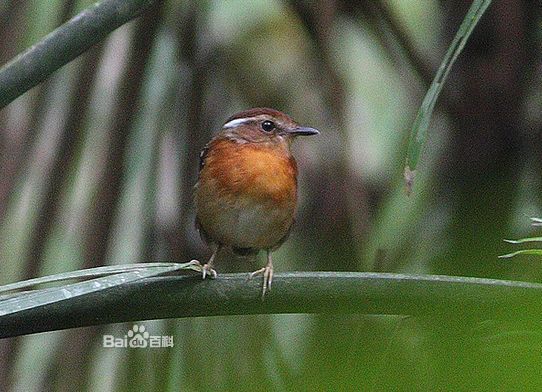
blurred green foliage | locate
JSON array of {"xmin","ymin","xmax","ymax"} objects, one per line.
[{"xmin": 1, "ymin": 0, "xmax": 542, "ymax": 391}]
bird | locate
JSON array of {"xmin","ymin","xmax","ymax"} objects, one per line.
[{"xmin": 194, "ymin": 107, "xmax": 319, "ymax": 297}]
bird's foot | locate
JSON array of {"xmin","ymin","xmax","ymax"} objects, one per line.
[
  {"xmin": 189, "ymin": 259, "xmax": 217, "ymax": 279},
  {"xmin": 249, "ymin": 265, "xmax": 273, "ymax": 299},
  {"xmin": 202, "ymin": 263, "xmax": 217, "ymax": 280}
]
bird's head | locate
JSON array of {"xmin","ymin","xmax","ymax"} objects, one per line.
[{"xmin": 220, "ymin": 108, "xmax": 319, "ymax": 146}]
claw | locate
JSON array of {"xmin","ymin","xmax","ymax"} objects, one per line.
[
  {"xmin": 195, "ymin": 247, "xmax": 219, "ymax": 280},
  {"xmin": 202, "ymin": 263, "xmax": 217, "ymax": 279},
  {"xmin": 188, "ymin": 259, "xmax": 202, "ymax": 268},
  {"xmin": 249, "ymin": 252, "xmax": 273, "ymax": 299}
]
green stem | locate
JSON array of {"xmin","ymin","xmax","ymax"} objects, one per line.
[
  {"xmin": 2, "ymin": 271, "xmax": 542, "ymax": 338},
  {"xmin": 0, "ymin": 0, "xmax": 156, "ymax": 109}
]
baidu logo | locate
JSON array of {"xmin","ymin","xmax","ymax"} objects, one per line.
[
  {"xmin": 127, "ymin": 325, "xmax": 149, "ymax": 348},
  {"xmin": 103, "ymin": 324, "xmax": 174, "ymax": 349}
]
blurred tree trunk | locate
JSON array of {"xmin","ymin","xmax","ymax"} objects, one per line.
[
  {"xmin": 0, "ymin": 3, "xmax": 79, "ymax": 389},
  {"xmin": 290, "ymin": 0, "xmax": 363, "ymax": 272},
  {"xmin": 83, "ymin": 2, "xmax": 164, "ymax": 267},
  {"xmin": 0, "ymin": 0, "xmax": 31, "ymax": 223},
  {"xmin": 168, "ymin": 2, "xmax": 213, "ymax": 263},
  {"xmin": 433, "ymin": 1, "xmax": 539, "ymax": 275}
]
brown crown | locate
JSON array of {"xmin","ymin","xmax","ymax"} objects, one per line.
[{"xmin": 224, "ymin": 108, "xmax": 294, "ymax": 124}]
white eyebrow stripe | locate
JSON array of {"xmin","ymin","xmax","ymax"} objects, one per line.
[
  {"xmin": 222, "ymin": 115, "xmax": 268, "ymax": 129},
  {"xmin": 223, "ymin": 118, "xmax": 251, "ymax": 128}
]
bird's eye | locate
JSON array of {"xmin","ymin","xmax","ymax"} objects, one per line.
[{"xmin": 261, "ymin": 120, "xmax": 275, "ymax": 132}]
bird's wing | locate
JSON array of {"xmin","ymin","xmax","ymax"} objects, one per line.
[{"xmin": 198, "ymin": 143, "xmax": 210, "ymax": 172}]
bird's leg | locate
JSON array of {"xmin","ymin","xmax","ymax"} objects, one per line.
[
  {"xmin": 202, "ymin": 246, "xmax": 219, "ymax": 279},
  {"xmin": 249, "ymin": 251, "xmax": 273, "ymax": 298}
]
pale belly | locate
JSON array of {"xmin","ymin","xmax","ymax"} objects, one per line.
[
  {"xmin": 196, "ymin": 196, "xmax": 295, "ymax": 250},
  {"xmin": 195, "ymin": 139, "xmax": 297, "ymax": 250}
]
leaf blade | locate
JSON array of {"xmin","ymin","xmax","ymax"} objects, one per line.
[
  {"xmin": 404, "ymin": 0, "xmax": 493, "ymax": 193},
  {"xmin": 0, "ymin": 262, "xmax": 201, "ymax": 316},
  {"xmin": 498, "ymin": 249, "xmax": 542, "ymax": 259},
  {"xmin": 504, "ymin": 237, "xmax": 542, "ymax": 244},
  {"xmin": 0, "ymin": 262, "xmax": 200, "ymax": 294}
]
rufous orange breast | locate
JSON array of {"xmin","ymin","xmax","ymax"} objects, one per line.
[{"xmin": 195, "ymin": 138, "xmax": 297, "ymax": 251}]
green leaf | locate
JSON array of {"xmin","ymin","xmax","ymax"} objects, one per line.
[
  {"xmin": 0, "ymin": 0, "xmax": 157, "ymax": 109},
  {"xmin": 404, "ymin": 0, "xmax": 492, "ymax": 194},
  {"xmin": 498, "ymin": 249, "xmax": 542, "ymax": 259},
  {"xmin": 504, "ymin": 237, "xmax": 542, "ymax": 244},
  {"xmin": 0, "ymin": 262, "xmax": 200, "ymax": 294},
  {"xmin": 0, "ymin": 262, "xmax": 201, "ymax": 316},
  {"xmin": 3, "ymin": 272, "xmax": 542, "ymax": 338}
]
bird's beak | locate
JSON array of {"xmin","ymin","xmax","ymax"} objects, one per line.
[{"xmin": 287, "ymin": 126, "xmax": 320, "ymax": 136}]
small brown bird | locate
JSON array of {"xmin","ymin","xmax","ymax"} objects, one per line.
[{"xmin": 194, "ymin": 108, "xmax": 319, "ymax": 296}]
